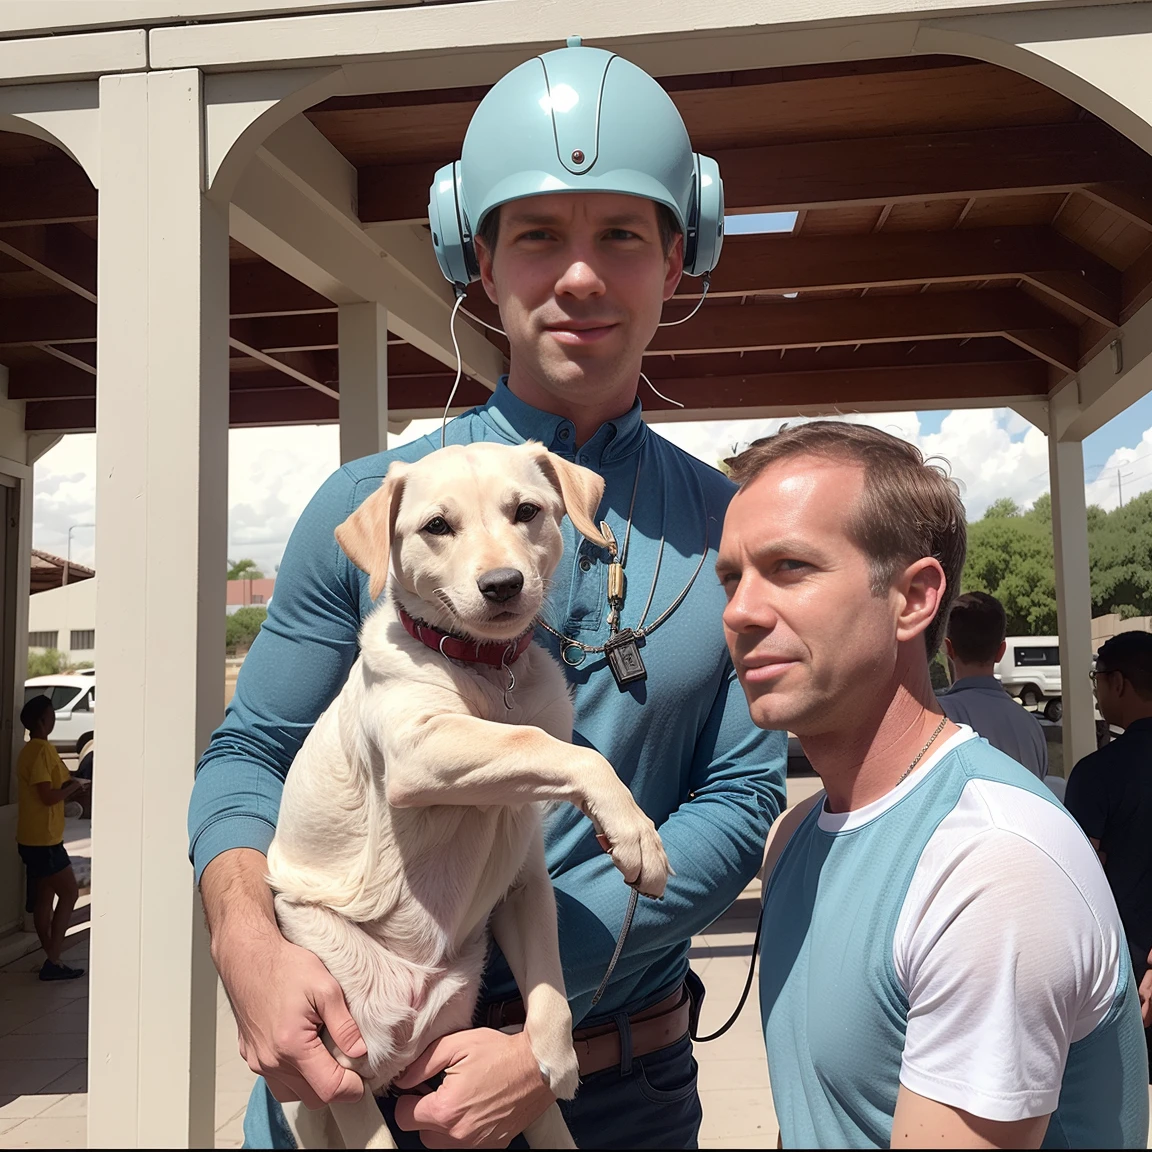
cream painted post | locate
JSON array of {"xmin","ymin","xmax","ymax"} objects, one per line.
[
  {"xmin": 1048, "ymin": 434, "xmax": 1096, "ymax": 776},
  {"xmin": 90, "ymin": 69, "xmax": 226, "ymax": 1148},
  {"xmin": 339, "ymin": 301, "xmax": 389, "ymax": 463}
]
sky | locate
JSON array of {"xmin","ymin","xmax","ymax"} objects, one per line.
[{"xmin": 31, "ymin": 389, "xmax": 1152, "ymax": 578}]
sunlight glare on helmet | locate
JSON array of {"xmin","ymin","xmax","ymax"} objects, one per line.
[{"xmin": 540, "ymin": 83, "xmax": 580, "ymax": 115}]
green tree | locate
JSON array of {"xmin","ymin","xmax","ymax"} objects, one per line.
[
  {"xmin": 227, "ymin": 558, "xmax": 264, "ymax": 581},
  {"xmin": 963, "ymin": 505, "xmax": 1057, "ymax": 634},
  {"xmin": 27, "ymin": 648, "xmax": 65, "ymax": 677},
  {"xmin": 226, "ymin": 606, "xmax": 267, "ymax": 651},
  {"xmin": 983, "ymin": 497, "xmax": 1021, "ymax": 519}
]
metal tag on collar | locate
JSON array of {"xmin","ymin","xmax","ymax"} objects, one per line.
[{"xmin": 604, "ymin": 628, "xmax": 647, "ymax": 689}]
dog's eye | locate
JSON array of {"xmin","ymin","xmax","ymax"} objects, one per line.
[
  {"xmin": 515, "ymin": 503, "xmax": 540, "ymax": 523},
  {"xmin": 422, "ymin": 516, "xmax": 452, "ymax": 536}
]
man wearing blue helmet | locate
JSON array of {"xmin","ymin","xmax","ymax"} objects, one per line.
[{"xmin": 191, "ymin": 39, "xmax": 785, "ymax": 1149}]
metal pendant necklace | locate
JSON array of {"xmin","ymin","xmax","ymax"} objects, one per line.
[
  {"xmin": 895, "ymin": 715, "xmax": 949, "ymax": 785},
  {"xmin": 536, "ymin": 449, "xmax": 710, "ymax": 690}
]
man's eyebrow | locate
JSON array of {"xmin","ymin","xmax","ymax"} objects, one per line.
[{"xmin": 715, "ymin": 538, "xmax": 823, "ymax": 572}]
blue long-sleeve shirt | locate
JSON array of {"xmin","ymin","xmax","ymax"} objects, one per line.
[{"xmin": 190, "ymin": 382, "xmax": 786, "ymax": 1026}]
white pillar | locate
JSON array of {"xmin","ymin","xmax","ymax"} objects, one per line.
[
  {"xmin": 90, "ymin": 69, "xmax": 225, "ymax": 1148},
  {"xmin": 338, "ymin": 301, "xmax": 389, "ymax": 463},
  {"xmin": 1048, "ymin": 434, "xmax": 1096, "ymax": 776}
]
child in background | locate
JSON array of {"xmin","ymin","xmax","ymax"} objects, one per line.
[{"xmin": 16, "ymin": 695, "xmax": 87, "ymax": 980}]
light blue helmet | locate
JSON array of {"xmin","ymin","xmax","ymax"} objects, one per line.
[{"xmin": 428, "ymin": 37, "xmax": 724, "ymax": 287}]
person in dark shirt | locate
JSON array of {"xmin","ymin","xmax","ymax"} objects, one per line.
[{"xmin": 1066, "ymin": 630, "xmax": 1152, "ymax": 1073}]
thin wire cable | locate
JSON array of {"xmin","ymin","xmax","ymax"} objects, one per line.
[
  {"xmin": 441, "ymin": 291, "xmax": 468, "ymax": 448},
  {"xmin": 640, "ymin": 371, "xmax": 684, "ymax": 409},
  {"xmin": 460, "ymin": 306, "xmax": 506, "ymax": 336},
  {"xmin": 657, "ymin": 274, "xmax": 710, "ymax": 328}
]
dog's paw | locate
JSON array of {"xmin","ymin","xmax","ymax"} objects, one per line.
[
  {"xmin": 593, "ymin": 806, "xmax": 672, "ymax": 900},
  {"xmin": 540, "ymin": 1045, "xmax": 581, "ymax": 1101}
]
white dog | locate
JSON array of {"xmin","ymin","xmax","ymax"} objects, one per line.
[{"xmin": 267, "ymin": 441, "xmax": 671, "ymax": 1149}]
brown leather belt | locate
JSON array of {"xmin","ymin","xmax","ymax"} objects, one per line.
[{"xmin": 483, "ymin": 985, "xmax": 690, "ymax": 1078}]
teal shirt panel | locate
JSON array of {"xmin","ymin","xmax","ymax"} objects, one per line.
[
  {"xmin": 760, "ymin": 740, "xmax": 1149, "ymax": 1150},
  {"xmin": 190, "ymin": 382, "xmax": 787, "ymax": 1025}
]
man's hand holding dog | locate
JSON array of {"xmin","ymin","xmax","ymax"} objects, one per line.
[
  {"xmin": 393, "ymin": 1027, "xmax": 555, "ymax": 1148},
  {"xmin": 202, "ymin": 848, "xmax": 369, "ymax": 1109}
]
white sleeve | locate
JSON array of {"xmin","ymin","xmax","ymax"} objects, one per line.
[{"xmin": 893, "ymin": 787, "xmax": 1122, "ymax": 1122}]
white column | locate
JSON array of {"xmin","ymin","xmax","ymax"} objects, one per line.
[
  {"xmin": 1048, "ymin": 435, "xmax": 1096, "ymax": 776},
  {"xmin": 90, "ymin": 69, "xmax": 226, "ymax": 1148},
  {"xmin": 338, "ymin": 301, "xmax": 389, "ymax": 463}
]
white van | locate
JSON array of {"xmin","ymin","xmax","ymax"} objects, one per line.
[
  {"xmin": 24, "ymin": 674, "xmax": 96, "ymax": 754},
  {"xmin": 994, "ymin": 637, "xmax": 1061, "ymax": 720}
]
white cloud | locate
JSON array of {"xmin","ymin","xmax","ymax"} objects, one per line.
[
  {"xmin": 29, "ymin": 406, "xmax": 1148, "ymax": 577},
  {"xmin": 1084, "ymin": 425, "xmax": 1152, "ymax": 511}
]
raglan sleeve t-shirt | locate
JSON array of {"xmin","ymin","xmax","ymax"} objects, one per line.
[{"xmin": 892, "ymin": 771, "xmax": 1125, "ymax": 1121}]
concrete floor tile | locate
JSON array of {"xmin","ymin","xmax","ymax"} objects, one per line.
[
  {"xmin": 699, "ymin": 1086, "xmax": 777, "ymax": 1141},
  {"xmin": 0, "ymin": 1061, "xmax": 78, "ymax": 1097},
  {"xmin": 0, "ymin": 1114, "xmax": 87, "ymax": 1147},
  {"xmin": 0, "ymin": 1097, "xmax": 64, "ymax": 1122},
  {"xmin": 0, "ymin": 1033, "xmax": 86, "ymax": 1062},
  {"xmin": 215, "ymin": 1089, "xmax": 252, "ymax": 1128},
  {"xmin": 39, "ymin": 1063, "xmax": 86, "ymax": 1095},
  {"xmin": 0, "ymin": 1007, "xmax": 56, "ymax": 1040},
  {"xmin": 35, "ymin": 1093, "xmax": 86, "ymax": 1119},
  {"xmin": 10, "ymin": 1013, "xmax": 87, "ymax": 1036},
  {"xmin": 697, "ymin": 1057, "xmax": 773, "ymax": 1093}
]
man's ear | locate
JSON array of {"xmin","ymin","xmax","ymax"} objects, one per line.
[
  {"xmin": 943, "ymin": 636, "xmax": 956, "ymax": 661},
  {"xmin": 475, "ymin": 235, "xmax": 499, "ymax": 306},
  {"xmin": 895, "ymin": 557, "xmax": 947, "ymax": 645},
  {"xmin": 664, "ymin": 231, "xmax": 685, "ymax": 302},
  {"xmin": 526, "ymin": 444, "xmax": 608, "ymax": 546},
  {"xmin": 995, "ymin": 639, "xmax": 1007, "ymax": 663},
  {"xmin": 334, "ymin": 461, "xmax": 408, "ymax": 601}
]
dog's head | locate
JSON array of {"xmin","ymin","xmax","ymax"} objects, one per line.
[{"xmin": 336, "ymin": 442, "xmax": 608, "ymax": 643}]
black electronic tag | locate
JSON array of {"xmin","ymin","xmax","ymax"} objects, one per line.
[{"xmin": 604, "ymin": 628, "xmax": 648, "ymax": 689}]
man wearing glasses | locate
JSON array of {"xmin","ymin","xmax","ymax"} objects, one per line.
[{"xmin": 1068, "ymin": 631, "xmax": 1152, "ymax": 1074}]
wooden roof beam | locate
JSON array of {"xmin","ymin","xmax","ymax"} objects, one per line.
[
  {"xmin": 7, "ymin": 361, "xmax": 95, "ymax": 401},
  {"xmin": 358, "ymin": 121, "xmax": 1152, "ymax": 225},
  {"xmin": 692, "ymin": 226, "xmax": 1120, "ymax": 326},
  {"xmin": 0, "ymin": 157, "xmax": 96, "ymax": 227},
  {"xmin": 0, "ymin": 295, "xmax": 94, "ymax": 345},
  {"xmin": 0, "ymin": 224, "xmax": 97, "ymax": 301},
  {"xmin": 646, "ymin": 289, "xmax": 1080, "ymax": 372}
]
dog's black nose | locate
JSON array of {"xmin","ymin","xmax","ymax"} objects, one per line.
[{"xmin": 478, "ymin": 568, "xmax": 524, "ymax": 603}]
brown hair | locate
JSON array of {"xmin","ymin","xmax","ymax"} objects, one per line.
[
  {"xmin": 946, "ymin": 591, "xmax": 1006, "ymax": 664},
  {"xmin": 1096, "ymin": 631, "xmax": 1152, "ymax": 700},
  {"xmin": 726, "ymin": 421, "xmax": 967, "ymax": 656},
  {"xmin": 475, "ymin": 202, "xmax": 681, "ymax": 257}
]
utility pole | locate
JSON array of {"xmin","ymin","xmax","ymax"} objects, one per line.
[{"xmin": 1117, "ymin": 467, "xmax": 1133, "ymax": 508}]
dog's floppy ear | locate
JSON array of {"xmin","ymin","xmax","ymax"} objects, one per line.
[
  {"xmin": 527, "ymin": 444, "xmax": 608, "ymax": 547},
  {"xmin": 335, "ymin": 461, "xmax": 408, "ymax": 601}
]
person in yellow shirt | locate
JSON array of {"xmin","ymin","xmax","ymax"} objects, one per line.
[{"xmin": 17, "ymin": 694, "xmax": 87, "ymax": 981}]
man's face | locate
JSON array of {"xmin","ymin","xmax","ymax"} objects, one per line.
[
  {"xmin": 475, "ymin": 193, "xmax": 682, "ymax": 408},
  {"xmin": 717, "ymin": 455, "xmax": 907, "ymax": 736},
  {"xmin": 1094, "ymin": 667, "xmax": 1123, "ymax": 726}
]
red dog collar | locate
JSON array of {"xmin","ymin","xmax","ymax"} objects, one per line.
[{"xmin": 397, "ymin": 607, "xmax": 534, "ymax": 668}]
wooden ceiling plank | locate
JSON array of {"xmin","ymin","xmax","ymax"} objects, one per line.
[
  {"xmin": 0, "ymin": 224, "xmax": 96, "ymax": 301},
  {"xmin": 0, "ymin": 295, "xmax": 94, "ymax": 345},
  {"xmin": 1080, "ymin": 184, "xmax": 1152, "ymax": 231},
  {"xmin": 358, "ymin": 122, "xmax": 1152, "ymax": 225},
  {"xmin": 229, "ymin": 260, "xmax": 334, "ymax": 318},
  {"xmin": 7, "ymin": 361, "xmax": 95, "ymax": 400},
  {"xmin": 646, "ymin": 289, "xmax": 1077, "ymax": 361},
  {"xmin": 227, "ymin": 330, "xmax": 340, "ymax": 399},
  {"xmin": 0, "ymin": 157, "xmax": 97, "ymax": 228},
  {"xmin": 689, "ymin": 225, "xmax": 1118, "ymax": 309},
  {"xmin": 31, "ymin": 342, "xmax": 98, "ymax": 375},
  {"xmin": 635, "ymin": 361, "xmax": 1048, "ymax": 413},
  {"xmin": 1002, "ymin": 327, "xmax": 1080, "ymax": 373}
]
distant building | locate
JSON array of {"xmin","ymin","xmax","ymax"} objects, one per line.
[
  {"xmin": 226, "ymin": 577, "xmax": 275, "ymax": 615},
  {"xmin": 27, "ymin": 577, "xmax": 96, "ymax": 665}
]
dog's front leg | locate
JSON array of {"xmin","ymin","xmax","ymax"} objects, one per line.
[
  {"xmin": 382, "ymin": 707, "xmax": 671, "ymax": 899},
  {"xmin": 489, "ymin": 828, "xmax": 578, "ymax": 1150}
]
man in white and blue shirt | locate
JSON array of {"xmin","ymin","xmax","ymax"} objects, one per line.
[{"xmin": 718, "ymin": 421, "xmax": 1148, "ymax": 1149}]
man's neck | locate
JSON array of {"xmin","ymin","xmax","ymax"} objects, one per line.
[
  {"xmin": 505, "ymin": 367, "xmax": 639, "ymax": 447},
  {"xmin": 800, "ymin": 661, "xmax": 955, "ymax": 813},
  {"xmin": 950, "ymin": 660, "xmax": 996, "ymax": 682},
  {"xmin": 1119, "ymin": 703, "xmax": 1152, "ymax": 730}
]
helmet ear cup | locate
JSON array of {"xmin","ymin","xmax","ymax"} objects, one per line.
[
  {"xmin": 683, "ymin": 153, "xmax": 724, "ymax": 277},
  {"xmin": 429, "ymin": 161, "xmax": 480, "ymax": 286}
]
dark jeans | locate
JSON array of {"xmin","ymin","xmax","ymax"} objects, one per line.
[
  {"xmin": 378, "ymin": 1034, "xmax": 702, "ymax": 1150},
  {"xmin": 243, "ymin": 1033, "xmax": 702, "ymax": 1149}
]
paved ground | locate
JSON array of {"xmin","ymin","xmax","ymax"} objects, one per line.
[{"xmin": 0, "ymin": 770, "xmax": 1146, "ymax": 1149}]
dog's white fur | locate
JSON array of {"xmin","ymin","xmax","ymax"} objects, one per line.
[{"xmin": 267, "ymin": 442, "xmax": 671, "ymax": 1149}]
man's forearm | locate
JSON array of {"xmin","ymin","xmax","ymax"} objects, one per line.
[{"xmin": 201, "ymin": 847, "xmax": 280, "ymax": 955}]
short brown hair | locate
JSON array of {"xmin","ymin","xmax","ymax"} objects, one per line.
[
  {"xmin": 475, "ymin": 202, "xmax": 682, "ymax": 257},
  {"xmin": 726, "ymin": 421, "xmax": 966, "ymax": 656},
  {"xmin": 946, "ymin": 591, "xmax": 1006, "ymax": 664}
]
